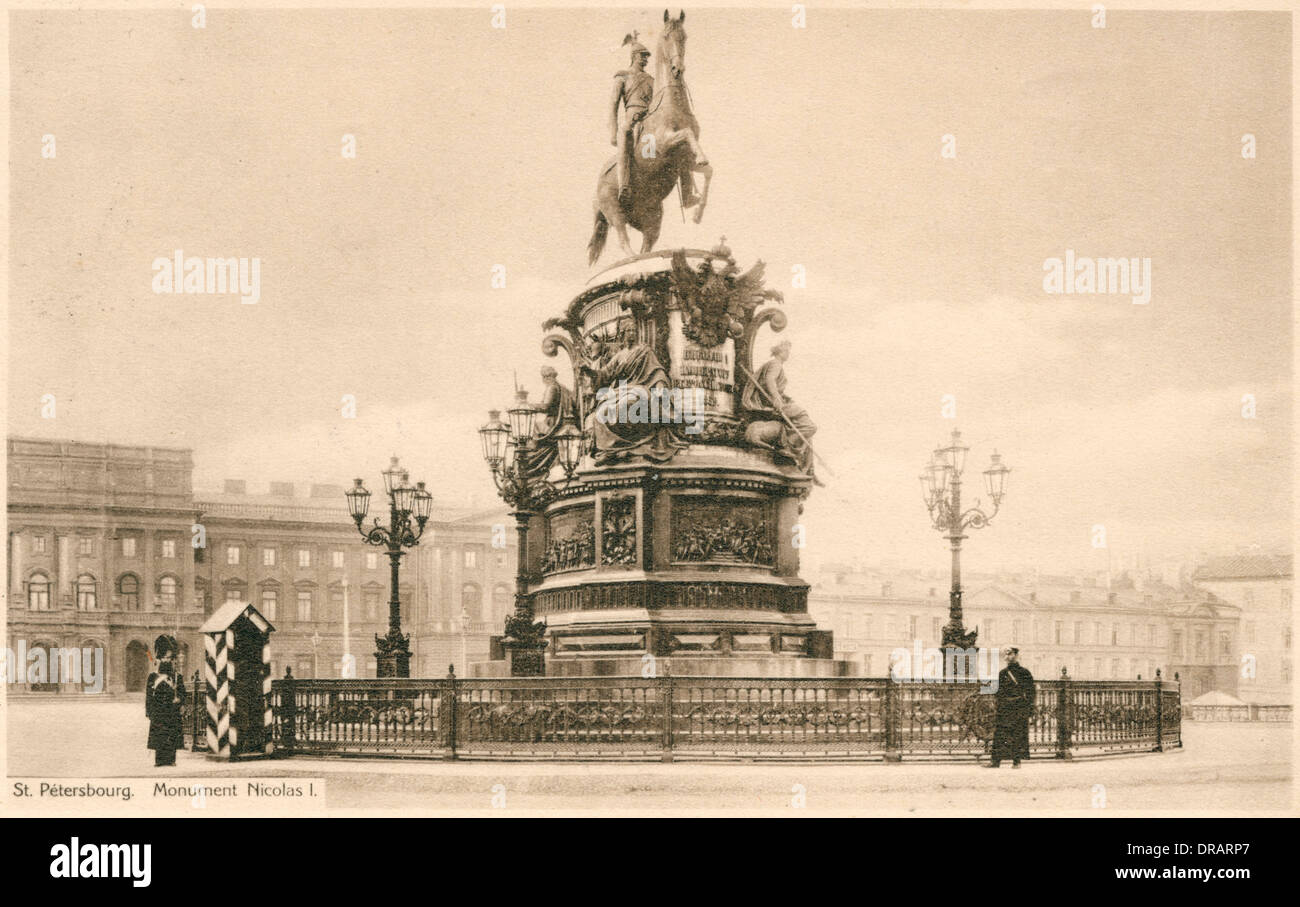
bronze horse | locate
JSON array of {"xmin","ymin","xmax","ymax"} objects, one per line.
[{"xmin": 588, "ymin": 10, "xmax": 713, "ymax": 265}]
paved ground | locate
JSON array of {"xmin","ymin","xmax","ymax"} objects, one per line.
[{"xmin": 5, "ymin": 699, "xmax": 1294, "ymax": 814}]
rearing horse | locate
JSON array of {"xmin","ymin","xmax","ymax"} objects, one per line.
[{"xmin": 588, "ymin": 10, "xmax": 713, "ymax": 265}]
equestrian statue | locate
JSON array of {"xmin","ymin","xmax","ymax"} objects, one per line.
[{"xmin": 588, "ymin": 10, "xmax": 713, "ymax": 265}]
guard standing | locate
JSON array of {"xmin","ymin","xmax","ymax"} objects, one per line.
[
  {"xmin": 989, "ymin": 646, "xmax": 1035, "ymax": 768},
  {"xmin": 146, "ymin": 658, "xmax": 184, "ymax": 766}
]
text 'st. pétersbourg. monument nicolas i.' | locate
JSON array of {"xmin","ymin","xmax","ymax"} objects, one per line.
[{"xmin": 478, "ymin": 9, "xmax": 838, "ymax": 677}]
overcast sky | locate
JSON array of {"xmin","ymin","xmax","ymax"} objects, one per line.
[{"xmin": 7, "ymin": 8, "xmax": 1292, "ymax": 574}]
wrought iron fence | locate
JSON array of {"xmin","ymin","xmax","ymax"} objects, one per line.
[{"xmin": 266, "ymin": 671, "xmax": 1180, "ymax": 761}]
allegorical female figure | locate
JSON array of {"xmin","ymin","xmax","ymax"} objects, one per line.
[
  {"xmin": 742, "ymin": 340, "xmax": 818, "ymax": 476},
  {"xmin": 521, "ymin": 365, "xmax": 580, "ymax": 479},
  {"xmin": 586, "ymin": 320, "xmax": 687, "ymax": 464},
  {"xmin": 146, "ymin": 657, "xmax": 184, "ymax": 767}
]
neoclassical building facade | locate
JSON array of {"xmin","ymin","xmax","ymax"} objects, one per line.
[
  {"xmin": 6, "ymin": 437, "xmax": 515, "ymax": 693},
  {"xmin": 809, "ymin": 565, "xmax": 1248, "ymax": 698}
]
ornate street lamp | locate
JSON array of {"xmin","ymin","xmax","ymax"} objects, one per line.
[
  {"xmin": 922, "ymin": 429, "xmax": 1011, "ymax": 674},
  {"xmin": 478, "ymin": 389, "xmax": 584, "ymax": 676},
  {"xmin": 345, "ymin": 456, "xmax": 431, "ymax": 678}
]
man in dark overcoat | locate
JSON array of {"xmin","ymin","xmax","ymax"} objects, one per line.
[
  {"xmin": 147, "ymin": 657, "xmax": 184, "ymax": 766},
  {"xmin": 989, "ymin": 646, "xmax": 1035, "ymax": 768}
]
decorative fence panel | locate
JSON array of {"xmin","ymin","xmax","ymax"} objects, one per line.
[
  {"xmin": 266, "ymin": 673, "xmax": 1180, "ymax": 762},
  {"xmin": 453, "ymin": 678, "xmax": 664, "ymax": 758},
  {"xmin": 270, "ymin": 679, "xmax": 447, "ymax": 756},
  {"xmin": 181, "ymin": 671, "xmax": 208, "ymax": 752},
  {"xmin": 670, "ymin": 678, "xmax": 887, "ymax": 759}
]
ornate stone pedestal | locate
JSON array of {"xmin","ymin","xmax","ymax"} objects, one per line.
[
  {"xmin": 375, "ymin": 630, "xmax": 411, "ymax": 679},
  {"xmin": 476, "ymin": 243, "xmax": 839, "ymax": 678}
]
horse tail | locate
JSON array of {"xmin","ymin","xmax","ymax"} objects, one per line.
[{"xmin": 587, "ymin": 209, "xmax": 609, "ymax": 266}]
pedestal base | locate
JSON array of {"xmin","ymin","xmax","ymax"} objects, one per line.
[
  {"xmin": 375, "ymin": 650, "xmax": 411, "ymax": 678},
  {"xmin": 502, "ymin": 639, "xmax": 548, "ymax": 676}
]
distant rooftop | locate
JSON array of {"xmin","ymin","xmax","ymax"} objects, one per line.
[
  {"xmin": 195, "ymin": 484, "xmax": 508, "ymax": 527},
  {"xmin": 1193, "ymin": 555, "xmax": 1293, "ymax": 581}
]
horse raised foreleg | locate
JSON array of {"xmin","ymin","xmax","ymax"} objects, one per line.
[
  {"xmin": 663, "ymin": 128, "xmax": 708, "ymax": 168},
  {"xmin": 691, "ymin": 161, "xmax": 713, "ymax": 224}
]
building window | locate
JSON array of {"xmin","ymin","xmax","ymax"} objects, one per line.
[
  {"xmin": 1146, "ymin": 624, "xmax": 1155, "ymax": 647},
  {"xmin": 1171, "ymin": 630, "xmax": 1184, "ymax": 658},
  {"xmin": 297, "ymin": 590, "xmax": 313, "ymax": 622},
  {"xmin": 1054, "ymin": 621, "xmax": 1063, "ymax": 644},
  {"xmin": 1245, "ymin": 621, "xmax": 1256, "ymax": 643},
  {"xmin": 157, "ymin": 576, "xmax": 178, "ymax": 609},
  {"xmin": 121, "ymin": 537, "xmax": 136, "ymax": 557},
  {"xmin": 226, "ymin": 545, "xmax": 241, "ymax": 566},
  {"xmin": 934, "ymin": 616, "xmax": 945, "ymax": 642},
  {"xmin": 1073, "ymin": 622, "xmax": 1083, "ymax": 645},
  {"xmin": 1244, "ymin": 589, "xmax": 1255, "ymax": 606},
  {"xmin": 78, "ymin": 537, "xmax": 93, "ymax": 556},
  {"xmin": 908, "ymin": 615, "xmax": 918, "ymax": 640},
  {"xmin": 364, "ymin": 591, "xmax": 380, "ymax": 620},
  {"xmin": 118, "ymin": 574, "xmax": 140, "ymax": 610},
  {"xmin": 161, "ymin": 539, "xmax": 176, "ymax": 558},
  {"xmin": 464, "ymin": 549, "xmax": 478, "ymax": 569},
  {"xmin": 261, "ymin": 588, "xmax": 278, "ymax": 620},
  {"xmin": 262, "ymin": 547, "xmax": 277, "ymax": 567},
  {"xmin": 1012, "ymin": 620, "xmax": 1022, "ymax": 644},
  {"xmin": 32, "ymin": 535, "xmax": 46, "ymax": 554},
  {"xmin": 366, "ymin": 553, "xmax": 378, "ymax": 570},
  {"xmin": 1283, "ymin": 589, "xmax": 1293, "ymax": 608},
  {"xmin": 330, "ymin": 589, "xmax": 344, "ymax": 620},
  {"xmin": 76, "ymin": 574, "xmax": 97, "ymax": 610},
  {"xmin": 1111, "ymin": 624, "xmax": 1119, "ymax": 646},
  {"xmin": 1284, "ymin": 626, "xmax": 1292, "ymax": 651},
  {"xmin": 495, "ymin": 551, "xmax": 507, "ymax": 568},
  {"xmin": 298, "ymin": 549, "xmax": 311, "ymax": 568},
  {"xmin": 225, "ymin": 589, "xmax": 242, "ymax": 603},
  {"xmin": 332, "ymin": 551, "xmax": 345, "ymax": 569},
  {"xmin": 1218, "ymin": 632, "xmax": 1231, "ymax": 657}
]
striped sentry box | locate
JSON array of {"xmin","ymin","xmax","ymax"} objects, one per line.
[{"xmin": 199, "ymin": 600, "xmax": 276, "ymax": 760}]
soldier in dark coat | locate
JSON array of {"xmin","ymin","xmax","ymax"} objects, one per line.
[
  {"xmin": 146, "ymin": 658, "xmax": 184, "ymax": 766},
  {"xmin": 989, "ymin": 647, "xmax": 1035, "ymax": 768}
]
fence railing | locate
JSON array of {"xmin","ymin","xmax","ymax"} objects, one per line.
[
  {"xmin": 262, "ymin": 670, "xmax": 1180, "ymax": 761},
  {"xmin": 1186, "ymin": 703, "xmax": 1292, "ymax": 722}
]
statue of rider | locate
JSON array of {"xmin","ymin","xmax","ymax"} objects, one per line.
[{"xmin": 610, "ymin": 34, "xmax": 655, "ymax": 209}]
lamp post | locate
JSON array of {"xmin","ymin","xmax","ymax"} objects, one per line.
[
  {"xmin": 478, "ymin": 390, "xmax": 584, "ymax": 676},
  {"xmin": 921, "ymin": 429, "xmax": 1011, "ymax": 675},
  {"xmin": 345, "ymin": 456, "xmax": 433, "ymax": 678}
]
